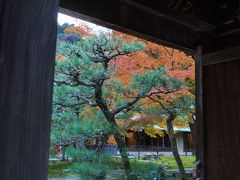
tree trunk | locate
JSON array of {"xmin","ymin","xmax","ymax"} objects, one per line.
[
  {"xmin": 167, "ymin": 114, "xmax": 186, "ymax": 180},
  {"xmin": 189, "ymin": 122, "xmax": 196, "ymax": 154},
  {"xmin": 96, "ymin": 135, "xmax": 107, "ymax": 154},
  {"xmin": 94, "ymin": 85, "xmax": 135, "ymax": 179},
  {"xmin": 61, "ymin": 146, "xmax": 66, "ymax": 161},
  {"xmin": 109, "ymin": 120, "xmax": 136, "ymax": 180}
]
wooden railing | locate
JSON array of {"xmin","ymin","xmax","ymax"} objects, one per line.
[{"xmin": 127, "ymin": 147, "xmax": 172, "ymax": 152}]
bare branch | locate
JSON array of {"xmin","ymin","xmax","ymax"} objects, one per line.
[
  {"xmin": 112, "ymin": 97, "xmax": 140, "ymax": 115},
  {"xmin": 112, "ymin": 87, "xmax": 180, "ymax": 115},
  {"xmin": 54, "ymin": 101, "xmax": 86, "ymax": 108},
  {"xmin": 54, "ymin": 79, "xmax": 95, "ymax": 87},
  {"xmin": 148, "ymin": 96, "xmax": 172, "ymax": 114},
  {"xmin": 80, "ymin": 96, "xmax": 98, "ymax": 107},
  {"xmin": 163, "ymin": 47, "xmax": 174, "ymax": 56},
  {"xmin": 153, "ymin": 87, "xmax": 181, "ymax": 94},
  {"xmin": 54, "ymin": 80, "xmax": 80, "ymax": 87}
]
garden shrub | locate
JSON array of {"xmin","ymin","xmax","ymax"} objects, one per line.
[
  {"xmin": 66, "ymin": 148, "xmax": 110, "ymax": 179},
  {"xmin": 70, "ymin": 162, "xmax": 106, "ymax": 180},
  {"xmin": 130, "ymin": 160, "xmax": 165, "ymax": 180},
  {"xmin": 66, "ymin": 148, "xmax": 165, "ymax": 179}
]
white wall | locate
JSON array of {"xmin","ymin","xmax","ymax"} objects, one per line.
[{"xmin": 176, "ymin": 132, "xmax": 184, "ymax": 154}]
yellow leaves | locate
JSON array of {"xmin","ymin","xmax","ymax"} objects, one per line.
[
  {"xmin": 127, "ymin": 114, "xmax": 167, "ymax": 137},
  {"xmin": 126, "ymin": 113, "xmax": 190, "ymax": 135},
  {"xmin": 144, "ymin": 126, "xmax": 165, "ymax": 137},
  {"xmin": 172, "ymin": 119, "xmax": 189, "ymax": 129},
  {"xmin": 120, "ymin": 129, "xmax": 130, "ymax": 137},
  {"xmin": 184, "ymin": 112, "xmax": 195, "ymax": 124}
]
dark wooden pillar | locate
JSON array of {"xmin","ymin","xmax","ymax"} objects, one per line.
[
  {"xmin": 195, "ymin": 47, "xmax": 205, "ymax": 179},
  {"xmin": 197, "ymin": 47, "xmax": 240, "ymax": 180},
  {"xmin": 0, "ymin": 1, "xmax": 58, "ymax": 180}
]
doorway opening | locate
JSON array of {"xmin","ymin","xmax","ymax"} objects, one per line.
[{"xmin": 48, "ymin": 12, "xmax": 196, "ymax": 180}]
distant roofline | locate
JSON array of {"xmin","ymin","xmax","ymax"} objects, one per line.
[{"xmin": 153, "ymin": 125, "xmax": 191, "ymax": 132}]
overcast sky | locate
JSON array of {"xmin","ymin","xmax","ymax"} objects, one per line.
[{"xmin": 58, "ymin": 13, "xmax": 110, "ymax": 34}]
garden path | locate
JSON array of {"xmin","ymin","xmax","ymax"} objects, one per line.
[{"xmin": 49, "ymin": 178, "xmax": 80, "ymax": 180}]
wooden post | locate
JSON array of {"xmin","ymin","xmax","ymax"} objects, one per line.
[
  {"xmin": 136, "ymin": 132, "xmax": 140, "ymax": 160},
  {"xmin": 200, "ymin": 46, "xmax": 240, "ymax": 180},
  {"xmin": 194, "ymin": 46, "xmax": 204, "ymax": 180},
  {"xmin": 0, "ymin": 0, "xmax": 59, "ymax": 180}
]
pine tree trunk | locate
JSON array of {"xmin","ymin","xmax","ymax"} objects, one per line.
[
  {"xmin": 167, "ymin": 114, "xmax": 186, "ymax": 180},
  {"xmin": 94, "ymin": 84, "xmax": 135, "ymax": 179},
  {"xmin": 61, "ymin": 146, "xmax": 66, "ymax": 161},
  {"xmin": 109, "ymin": 120, "xmax": 136, "ymax": 180},
  {"xmin": 96, "ymin": 135, "xmax": 107, "ymax": 154}
]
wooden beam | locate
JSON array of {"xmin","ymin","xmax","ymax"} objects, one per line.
[
  {"xmin": 215, "ymin": 33, "xmax": 240, "ymax": 52},
  {"xmin": 193, "ymin": 0, "xmax": 240, "ymax": 26},
  {"xmin": 59, "ymin": 0, "xmax": 201, "ymax": 52},
  {"xmin": 126, "ymin": 0, "xmax": 215, "ymax": 31},
  {"xmin": 213, "ymin": 21, "xmax": 240, "ymax": 37},
  {"xmin": 0, "ymin": 0, "xmax": 58, "ymax": 179},
  {"xmin": 202, "ymin": 46, "xmax": 240, "ymax": 66}
]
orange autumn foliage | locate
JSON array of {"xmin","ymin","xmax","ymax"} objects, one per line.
[
  {"xmin": 64, "ymin": 26, "xmax": 91, "ymax": 37},
  {"xmin": 111, "ymin": 31, "xmax": 194, "ymax": 87},
  {"xmin": 110, "ymin": 31, "xmax": 195, "ymax": 132},
  {"xmin": 56, "ymin": 54, "xmax": 66, "ymax": 61}
]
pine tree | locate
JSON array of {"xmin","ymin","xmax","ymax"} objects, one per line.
[{"xmin": 53, "ymin": 32, "xmax": 180, "ymax": 179}]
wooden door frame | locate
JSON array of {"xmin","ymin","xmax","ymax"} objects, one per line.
[
  {"xmin": 3, "ymin": 1, "xmax": 238, "ymax": 179},
  {"xmin": 0, "ymin": 1, "xmax": 59, "ymax": 179},
  {"xmin": 194, "ymin": 47, "xmax": 205, "ymax": 180}
]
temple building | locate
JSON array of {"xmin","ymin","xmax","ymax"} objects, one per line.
[
  {"xmin": 126, "ymin": 129, "xmax": 194, "ymax": 156},
  {"xmin": 106, "ymin": 126, "xmax": 194, "ymax": 156}
]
